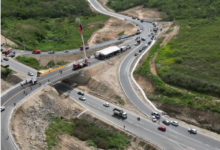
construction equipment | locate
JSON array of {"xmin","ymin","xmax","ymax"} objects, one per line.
[{"xmin": 73, "ymin": 59, "xmax": 90, "ymax": 70}]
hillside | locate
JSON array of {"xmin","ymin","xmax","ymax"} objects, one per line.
[{"xmin": 1, "ymin": 0, "xmax": 109, "ymax": 51}]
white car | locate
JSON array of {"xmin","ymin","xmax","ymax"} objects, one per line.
[
  {"xmin": 152, "ymin": 116, "xmax": 157, "ymax": 122},
  {"xmin": 79, "ymin": 96, "xmax": 86, "ymax": 101},
  {"xmin": 188, "ymin": 128, "xmax": 197, "ymax": 134},
  {"xmin": 134, "ymin": 42, "xmax": 139, "ymax": 46},
  {"xmin": 1, "ymin": 106, "xmax": 5, "ymax": 112},
  {"xmin": 103, "ymin": 102, "xmax": 110, "ymax": 107},
  {"xmin": 171, "ymin": 121, "xmax": 178, "ymax": 126},
  {"xmin": 28, "ymin": 72, "xmax": 34, "ymax": 76}
]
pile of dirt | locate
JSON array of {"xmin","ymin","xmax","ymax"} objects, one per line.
[
  {"xmin": 11, "ymin": 85, "xmax": 84, "ymax": 150},
  {"xmin": 88, "ymin": 17, "xmax": 138, "ymax": 46},
  {"xmin": 120, "ymin": 5, "xmax": 162, "ymax": 21},
  {"xmin": 1, "ymin": 73, "xmax": 25, "ymax": 93}
]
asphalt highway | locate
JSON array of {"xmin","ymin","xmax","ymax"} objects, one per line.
[{"xmin": 1, "ymin": 0, "xmax": 220, "ymax": 150}]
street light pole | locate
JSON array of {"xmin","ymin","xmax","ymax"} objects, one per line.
[{"xmin": 76, "ymin": 18, "xmax": 87, "ymax": 60}]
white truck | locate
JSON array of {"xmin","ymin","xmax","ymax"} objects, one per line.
[
  {"xmin": 120, "ymin": 46, "xmax": 127, "ymax": 52},
  {"xmin": 113, "ymin": 108, "xmax": 127, "ymax": 119}
]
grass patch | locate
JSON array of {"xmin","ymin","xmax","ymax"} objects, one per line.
[
  {"xmin": 16, "ymin": 56, "xmax": 40, "ymax": 70},
  {"xmin": 118, "ymin": 31, "xmax": 124, "ymax": 36},
  {"xmin": 73, "ymin": 119, "xmax": 130, "ymax": 149},
  {"xmin": 135, "ymin": 42, "xmax": 220, "ymax": 114},
  {"xmin": 45, "ymin": 118, "xmax": 130, "ymax": 150},
  {"xmin": 1, "ymin": 67, "xmax": 13, "ymax": 78},
  {"xmin": 156, "ymin": 19, "xmax": 220, "ymax": 97},
  {"xmin": 45, "ymin": 117, "xmax": 74, "ymax": 150}
]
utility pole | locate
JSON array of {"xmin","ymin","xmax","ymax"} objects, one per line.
[{"xmin": 76, "ymin": 18, "xmax": 87, "ymax": 60}]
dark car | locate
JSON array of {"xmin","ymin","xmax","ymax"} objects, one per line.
[
  {"xmin": 3, "ymin": 64, "xmax": 9, "ymax": 68},
  {"xmin": 148, "ymin": 41, "xmax": 152, "ymax": 45},
  {"xmin": 78, "ymin": 91, "xmax": 84, "ymax": 96},
  {"xmin": 142, "ymin": 46, "xmax": 146, "ymax": 50},
  {"xmin": 151, "ymin": 112, "xmax": 160, "ymax": 119},
  {"xmin": 162, "ymin": 120, "xmax": 171, "ymax": 126},
  {"xmin": 48, "ymin": 51, "xmax": 55, "ymax": 54},
  {"xmin": 139, "ymin": 49, "xmax": 142, "ymax": 53},
  {"xmin": 134, "ymin": 52, "xmax": 139, "ymax": 56},
  {"xmin": 158, "ymin": 126, "xmax": 166, "ymax": 132},
  {"xmin": 3, "ymin": 57, "xmax": 9, "ymax": 61}
]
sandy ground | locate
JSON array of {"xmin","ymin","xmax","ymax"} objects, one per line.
[
  {"xmin": 120, "ymin": 5, "xmax": 162, "ymax": 21},
  {"xmin": 1, "ymin": 73, "xmax": 26, "ymax": 93},
  {"xmin": 88, "ymin": 17, "xmax": 138, "ymax": 46},
  {"xmin": 1, "ymin": 35, "xmax": 18, "ymax": 48},
  {"xmin": 11, "ymin": 85, "xmax": 85, "ymax": 150}
]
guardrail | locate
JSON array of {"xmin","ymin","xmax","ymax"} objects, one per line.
[{"xmin": 38, "ymin": 65, "xmax": 65, "ymax": 77}]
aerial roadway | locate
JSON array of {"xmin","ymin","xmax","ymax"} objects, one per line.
[{"xmin": 1, "ymin": 0, "xmax": 220, "ymax": 150}]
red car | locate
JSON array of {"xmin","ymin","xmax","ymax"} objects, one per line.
[
  {"xmin": 158, "ymin": 126, "xmax": 166, "ymax": 132},
  {"xmin": 32, "ymin": 49, "xmax": 41, "ymax": 54}
]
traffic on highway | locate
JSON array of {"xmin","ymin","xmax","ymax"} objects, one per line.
[{"xmin": 1, "ymin": 0, "xmax": 220, "ymax": 150}]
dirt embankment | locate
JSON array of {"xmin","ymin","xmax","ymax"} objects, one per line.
[
  {"xmin": 1, "ymin": 35, "xmax": 18, "ymax": 48},
  {"xmin": 120, "ymin": 5, "xmax": 162, "ymax": 21},
  {"xmin": 1, "ymin": 72, "xmax": 26, "ymax": 93},
  {"xmin": 87, "ymin": 17, "xmax": 138, "ymax": 46},
  {"xmin": 11, "ymin": 85, "xmax": 85, "ymax": 150}
]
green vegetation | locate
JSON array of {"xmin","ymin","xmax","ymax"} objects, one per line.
[
  {"xmin": 156, "ymin": 20, "xmax": 220, "ymax": 97},
  {"xmin": 45, "ymin": 117, "xmax": 74, "ymax": 149},
  {"xmin": 16, "ymin": 56, "xmax": 68, "ymax": 70},
  {"xmin": 16, "ymin": 56, "xmax": 40, "ymax": 70},
  {"xmin": 107, "ymin": 0, "xmax": 220, "ymax": 20},
  {"xmin": 1, "ymin": 0, "xmax": 109, "ymax": 51},
  {"xmin": 135, "ymin": 43, "xmax": 220, "ymax": 114},
  {"xmin": 1, "ymin": 66, "xmax": 13, "ymax": 77},
  {"xmin": 45, "ymin": 117, "xmax": 130, "ymax": 150},
  {"xmin": 118, "ymin": 31, "xmax": 124, "ymax": 36}
]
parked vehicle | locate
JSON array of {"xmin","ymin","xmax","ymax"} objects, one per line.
[
  {"xmin": 3, "ymin": 64, "xmax": 9, "ymax": 68},
  {"xmin": 188, "ymin": 129, "xmax": 197, "ymax": 134},
  {"xmin": 120, "ymin": 46, "xmax": 127, "ymax": 52},
  {"xmin": 48, "ymin": 51, "xmax": 55, "ymax": 54},
  {"xmin": 141, "ymin": 37, "xmax": 146, "ymax": 41},
  {"xmin": 73, "ymin": 59, "xmax": 90, "ymax": 70},
  {"xmin": 158, "ymin": 126, "xmax": 166, "ymax": 132},
  {"xmin": 28, "ymin": 72, "xmax": 34, "ymax": 76},
  {"xmin": 1, "ymin": 106, "xmax": 5, "ymax": 112},
  {"xmin": 152, "ymin": 116, "xmax": 157, "ymax": 122},
  {"xmin": 78, "ymin": 91, "xmax": 84, "ymax": 96},
  {"xmin": 32, "ymin": 49, "xmax": 41, "ymax": 54},
  {"xmin": 151, "ymin": 111, "xmax": 160, "ymax": 119},
  {"xmin": 79, "ymin": 96, "xmax": 86, "ymax": 101},
  {"xmin": 171, "ymin": 121, "xmax": 179, "ymax": 126},
  {"xmin": 113, "ymin": 108, "xmax": 127, "ymax": 119},
  {"xmin": 64, "ymin": 50, "xmax": 69, "ymax": 53},
  {"xmin": 103, "ymin": 103, "xmax": 110, "ymax": 107},
  {"xmin": 134, "ymin": 42, "xmax": 139, "ymax": 46},
  {"xmin": 139, "ymin": 49, "xmax": 142, "ymax": 53},
  {"xmin": 148, "ymin": 41, "xmax": 152, "ymax": 45},
  {"xmin": 126, "ymin": 45, "xmax": 131, "ymax": 49},
  {"xmin": 8, "ymin": 53, "xmax": 15, "ymax": 57},
  {"xmin": 134, "ymin": 52, "xmax": 139, "ymax": 56},
  {"xmin": 162, "ymin": 120, "xmax": 171, "ymax": 126},
  {"xmin": 3, "ymin": 57, "xmax": 9, "ymax": 61},
  {"xmin": 80, "ymin": 45, "xmax": 89, "ymax": 50},
  {"xmin": 95, "ymin": 46, "xmax": 120, "ymax": 60}
]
